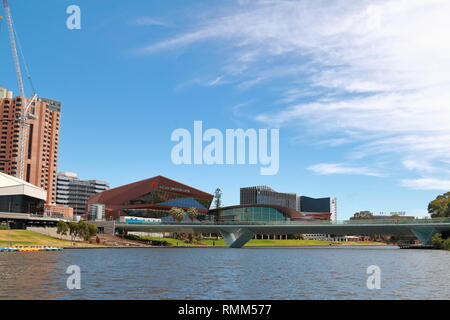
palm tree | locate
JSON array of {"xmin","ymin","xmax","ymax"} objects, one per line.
[
  {"xmin": 187, "ymin": 208, "xmax": 199, "ymax": 222},
  {"xmin": 169, "ymin": 207, "xmax": 185, "ymax": 222},
  {"xmin": 214, "ymin": 188, "xmax": 222, "ymax": 223}
]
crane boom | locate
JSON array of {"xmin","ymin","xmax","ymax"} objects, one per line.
[
  {"xmin": 3, "ymin": 0, "xmax": 24, "ymax": 98},
  {"xmin": 2, "ymin": 0, "xmax": 37, "ymax": 180}
]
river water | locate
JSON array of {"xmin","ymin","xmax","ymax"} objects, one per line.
[{"xmin": 0, "ymin": 246, "xmax": 449, "ymax": 300}]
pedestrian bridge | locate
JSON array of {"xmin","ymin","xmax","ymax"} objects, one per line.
[{"xmin": 114, "ymin": 218, "xmax": 450, "ymax": 248}]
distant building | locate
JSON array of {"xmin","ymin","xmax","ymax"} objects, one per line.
[
  {"xmin": 240, "ymin": 186, "xmax": 337, "ymax": 221},
  {"xmin": 44, "ymin": 203, "xmax": 73, "ymax": 220},
  {"xmin": 371, "ymin": 212, "xmax": 415, "ymax": 220},
  {"xmin": 350, "ymin": 211, "xmax": 415, "ymax": 220},
  {"xmin": 240, "ymin": 186, "xmax": 298, "ymax": 210},
  {"xmin": 56, "ymin": 172, "xmax": 109, "ymax": 217},
  {"xmin": 298, "ymin": 196, "xmax": 337, "ymax": 221},
  {"xmin": 0, "ymin": 87, "xmax": 61, "ymax": 204},
  {"xmin": 88, "ymin": 203, "xmax": 106, "ymax": 221}
]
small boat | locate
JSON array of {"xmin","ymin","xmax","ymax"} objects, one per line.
[
  {"xmin": 14, "ymin": 246, "xmax": 63, "ymax": 252},
  {"xmin": 0, "ymin": 247, "xmax": 19, "ymax": 252}
]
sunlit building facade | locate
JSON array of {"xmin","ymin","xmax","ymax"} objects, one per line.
[{"xmin": 87, "ymin": 175, "xmax": 213, "ymax": 221}]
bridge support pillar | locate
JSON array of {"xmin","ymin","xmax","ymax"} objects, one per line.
[
  {"xmin": 411, "ymin": 227, "xmax": 437, "ymax": 245},
  {"xmin": 220, "ymin": 228, "xmax": 255, "ymax": 248}
]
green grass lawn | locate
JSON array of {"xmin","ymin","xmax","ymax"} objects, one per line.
[
  {"xmin": 137, "ymin": 236, "xmax": 385, "ymax": 247},
  {"xmin": 0, "ymin": 230, "xmax": 100, "ymax": 247},
  {"xmin": 0, "ymin": 231, "xmax": 385, "ymax": 248}
]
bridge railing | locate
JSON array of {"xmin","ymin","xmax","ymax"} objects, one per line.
[{"xmin": 116, "ymin": 217, "xmax": 450, "ymax": 226}]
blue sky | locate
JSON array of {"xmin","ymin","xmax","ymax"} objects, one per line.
[{"xmin": 1, "ymin": 0, "xmax": 450, "ymax": 219}]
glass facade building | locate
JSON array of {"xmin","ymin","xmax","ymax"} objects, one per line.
[
  {"xmin": 0, "ymin": 194, "xmax": 44, "ymax": 214},
  {"xmin": 208, "ymin": 204, "xmax": 306, "ymax": 223},
  {"xmin": 219, "ymin": 206, "xmax": 290, "ymax": 222},
  {"xmin": 240, "ymin": 186, "xmax": 297, "ymax": 210}
]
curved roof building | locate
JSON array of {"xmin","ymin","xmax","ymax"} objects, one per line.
[
  {"xmin": 87, "ymin": 175, "xmax": 213, "ymax": 220},
  {"xmin": 208, "ymin": 204, "xmax": 331, "ymax": 222}
]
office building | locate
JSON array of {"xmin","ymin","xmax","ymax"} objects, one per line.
[
  {"xmin": 87, "ymin": 175, "xmax": 213, "ymax": 220},
  {"xmin": 240, "ymin": 186, "xmax": 297, "ymax": 210},
  {"xmin": 56, "ymin": 172, "xmax": 109, "ymax": 217},
  {"xmin": 0, "ymin": 87, "xmax": 61, "ymax": 204}
]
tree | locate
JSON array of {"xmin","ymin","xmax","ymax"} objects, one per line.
[
  {"xmin": 87, "ymin": 223, "xmax": 98, "ymax": 238},
  {"xmin": 169, "ymin": 207, "xmax": 185, "ymax": 222},
  {"xmin": 68, "ymin": 221, "xmax": 78, "ymax": 242},
  {"xmin": 351, "ymin": 211, "xmax": 374, "ymax": 220},
  {"xmin": 65, "ymin": 221, "xmax": 98, "ymax": 242},
  {"xmin": 428, "ymin": 192, "xmax": 450, "ymax": 218},
  {"xmin": 187, "ymin": 208, "xmax": 199, "ymax": 222},
  {"xmin": 214, "ymin": 188, "xmax": 222, "ymax": 223},
  {"xmin": 56, "ymin": 220, "xmax": 69, "ymax": 237},
  {"xmin": 76, "ymin": 221, "xmax": 90, "ymax": 241},
  {"xmin": 432, "ymin": 233, "xmax": 444, "ymax": 249}
]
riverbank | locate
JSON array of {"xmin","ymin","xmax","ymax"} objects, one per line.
[
  {"xmin": 0, "ymin": 230, "xmax": 105, "ymax": 248},
  {"xmin": 0, "ymin": 230, "xmax": 387, "ymax": 249},
  {"xmin": 133, "ymin": 236, "xmax": 387, "ymax": 247}
]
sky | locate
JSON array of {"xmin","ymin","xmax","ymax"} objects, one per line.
[{"xmin": 1, "ymin": 0, "xmax": 450, "ymax": 219}]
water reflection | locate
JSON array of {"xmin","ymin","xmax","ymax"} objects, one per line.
[
  {"xmin": 0, "ymin": 252, "xmax": 62, "ymax": 299},
  {"xmin": 0, "ymin": 246, "xmax": 449, "ymax": 300}
]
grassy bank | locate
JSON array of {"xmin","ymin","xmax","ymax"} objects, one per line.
[
  {"xmin": 0, "ymin": 230, "xmax": 387, "ymax": 249},
  {"xmin": 0, "ymin": 230, "xmax": 102, "ymax": 247},
  {"xmin": 138, "ymin": 236, "xmax": 386, "ymax": 247}
]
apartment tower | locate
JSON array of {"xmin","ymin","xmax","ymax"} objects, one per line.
[{"xmin": 0, "ymin": 87, "xmax": 61, "ymax": 204}]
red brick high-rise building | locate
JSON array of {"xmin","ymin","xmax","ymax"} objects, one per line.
[{"xmin": 0, "ymin": 87, "xmax": 61, "ymax": 204}]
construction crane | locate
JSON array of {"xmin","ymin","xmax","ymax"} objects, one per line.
[{"xmin": 2, "ymin": 0, "xmax": 37, "ymax": 180}]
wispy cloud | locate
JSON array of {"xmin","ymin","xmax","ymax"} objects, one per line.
[
  {"xmin": 134, "ymin": 17, "xmax": 171, "ymax": 27},
  {"xmin": 401, "ymin": 178, "xmax": 450, "ymax": 190},
  {"xmin": 308, "ymin": 163, "xmax": 384, "ymax": 177},
  {"xmin": 138, "ymin": 0, "xmax": 450, "ymax": 187}
]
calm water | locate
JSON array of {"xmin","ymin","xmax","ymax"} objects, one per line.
[{"xmin": 0, "ymin": 246, "xmax": 449, "ymax": 300}]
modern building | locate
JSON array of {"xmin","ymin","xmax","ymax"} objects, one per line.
[
  {"xmin": 298, "ymin": 196, "xmax": 337, "ymax": 221},
  {"xmin": 0, "ymin": 171, "xmax": 46, "ymax": 214},
  {"xmin": 88, "ymin": 203, "xmax": 106, "ymax": 221},
  {"xmin": 87, "ymin": 175, "xmax": 214, "ymax": 221},
  {"xmin": 0, "ymin": 87, "xmax": 61, "ymax": 204},
  {"xmin": 56, "ymin": 172, "xmax": 109, "ymax": 217},
  {"xmin": 240, "ymin": 186, "xmax": 337, "ymax": 221},
  {"xmin": 208, "ymin": 204, "xmax": 331, "ymax": 222},
  {"xmin": 209, "ymin": 204, "xmax": 307, "ymax": 223},
  {"xmin": 240, "ymin": 186, "xmax": 297, "ymax": 210}
]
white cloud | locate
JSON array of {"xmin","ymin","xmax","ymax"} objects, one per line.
[
  {"xmin": 402, "ymin": 160, "xmax": 435, "ymax": 172},
  {"xmin": 401, "ymin": 178, "xmax": 450, "ymax": 190},
  {"xmin": 139, "ymin": 0, "xmax": 450, "ymax": 183},
  {"xmin": 308, "ymin": 163, "xmax": 383, "ymax": 177}
]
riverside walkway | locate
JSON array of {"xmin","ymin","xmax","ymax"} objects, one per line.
[{"xmin": 114, "ymin": 218, "xmax": 450, "ymax": 248}]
